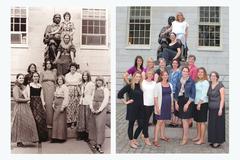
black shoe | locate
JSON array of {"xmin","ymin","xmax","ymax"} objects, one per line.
[
  {"xmin": 17, "ymin": 142, "xmax": 24, "ymax": 147},
  {"xmin": 96, "ymin": 145, "xmax": 104, "ymax": 154},
  {"xmin": 50, "ymin": 139, "xmax": 58, "ymax": 143}
]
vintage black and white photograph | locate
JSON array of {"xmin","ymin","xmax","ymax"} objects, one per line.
[
  {"xmin": 116, "ymin": 6, "xmax": 229, "ymax": 153},
  {"xmin": 10, "ymin": 7, "xmax": 111, "ymax": 154}
]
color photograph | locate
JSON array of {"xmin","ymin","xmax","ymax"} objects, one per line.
[{"xmin": 116, "ymin": 6, "xmax": 229, "ymax": 153}]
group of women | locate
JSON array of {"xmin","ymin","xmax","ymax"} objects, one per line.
[
  {"xmin": 11, "ymin": 61, "xmax": 109, "ymax": 153},
  {"xmin": 118, "ymin": 54, "xmax": 225, "ymax": 149}
]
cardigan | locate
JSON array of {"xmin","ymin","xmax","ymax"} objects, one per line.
[{"xmin": 154, "ymin": 82, "xmax": 173, "ymax": 114}]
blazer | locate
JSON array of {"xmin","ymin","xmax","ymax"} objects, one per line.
[{"xmin": 174, "ymin": 77, "xmax": 196, "ymax": 101}]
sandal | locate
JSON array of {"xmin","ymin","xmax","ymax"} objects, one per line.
[
  {"xmin": 144, "ymin": 138, "xmax": 152, "ymax": 146},
  {"xmin": 129, "ymin": 141, "xmax": 138, "ymax": 149},
  {"xmin": 160, "ymin": 137, "xmax": 170, "ymax": 142},
  {"xmin": 194, "ymin": 140, "xmax": 205, "ymax": 145},
  {"xmin": 153, "ymin": 141, "xmax": 160, "ymax": 147},
  {"xmin": 180, "ymin": 139, "xmax": 188, "ymax": 145},
  {"xmin": 192, "ymin": 137, "xmax": 200, "ymax": 142}
]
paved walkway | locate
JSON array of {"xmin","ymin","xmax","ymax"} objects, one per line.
[
  {"xmin": 11, "ymin": 126, "xmax": 110, "ymax": 154},
  {"xmin": 116, "ymin": 104, "xmax": 229, "ymax": 153}
]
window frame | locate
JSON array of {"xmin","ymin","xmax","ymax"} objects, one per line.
[
  {"xmin": 125, "ymin": 6, "xmax": 152, "ymax": 50},
  {"xmin": 11, "ymin": 7, "xmax": 28, "ymax": 48},
  {"xmin": 197, "ymin": 7, "xmax": 223, "ymax": 51},
  {"xmin": 80, "ymin": 8, "xmax": 109, "ymax": 50}
]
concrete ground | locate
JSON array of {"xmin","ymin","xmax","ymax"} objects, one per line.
[
  {"xmin": 11, "ymin": 126, "xmax": 110, "ymax": 154},
  {"xmin": 116, "ymin": 103, "xmax": 229, "ymax": 153}
]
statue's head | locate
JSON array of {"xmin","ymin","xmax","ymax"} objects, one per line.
[
  {"xmin": 168, "ymin": 16, "xmax": 175, "ymax": 26},
  {"xmin": 53, "ymin": 14, "xmax": 61, "ymax": 24}
]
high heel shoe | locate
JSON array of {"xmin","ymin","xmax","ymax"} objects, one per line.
[{"xmin": 132, "ymin": 139, "xmax": 139, "ymax": 146}]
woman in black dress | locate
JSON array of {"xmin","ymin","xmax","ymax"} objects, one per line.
[
  {"xmin": 118, "ymin": 71, "xmax": 144, "ymax": 149},
  {"xmin": 207, "ymin": 71, "xmax": 225, "ymax": 148},
  {"xmin": 174, "ymin": 66, "xmax": 196, "ymax": 145},
  {"xmin": 26, "ymin": 72, "xmax": 48, "ymax": 143}
]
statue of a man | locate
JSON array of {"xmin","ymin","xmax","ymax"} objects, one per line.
[{"xmin": 43, "ymin": 14, "xmax": 62, "ymax": 63}]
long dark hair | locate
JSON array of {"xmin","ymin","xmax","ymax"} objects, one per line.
[
  {"xmin": 27, "ymin": 63, "xmax": 37, "ymax": 74},
  {"xmin": 43, "ymin": 59, "xmax": 53, "ymax": 71},
  {"xmin": 134, "ymin": 55, "xmax": 144, "ymax": 70},
  {"xmin": 82, "ymin": 71, "xmax": 91, "ymax": 83},
  {"xmin": 15, "ymin": 73, "xmax": 25, "ymax": 90}
]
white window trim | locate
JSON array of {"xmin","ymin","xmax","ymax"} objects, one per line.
[
  {"xmin": 80, "ymin": 8, "xmax": 109, "ymax": 50},
  {"xmin": 125, "ymin": 6, "xmax": 152, "ymax": 50},
  {"xmin": 197, "ymin": 7, "xmax": 223, "ymax": 51},
  {"xmin": 11, "ymin": 7, "xmax": 29, "ymax": 48}
]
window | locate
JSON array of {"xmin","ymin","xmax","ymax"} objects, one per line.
[
  {"xmin": 82, "ymin": 9, "xmax": 107, "ymax": 46},
  {"xmin": 11, "ymin": 7, "xmax": 28, "ymax": 46},
  {"xmin": 198, "ymin": 7, "xmax": 221, "ymax": 48},
  {"xmin": 128, "ymin": 6, "xmax": 151, "ymax": 46}
]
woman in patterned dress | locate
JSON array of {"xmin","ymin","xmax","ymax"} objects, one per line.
[
  {"xmin": 26, "ymin": 72, "xmax": 48, "ymax": 143},
  {"xmin": 53, "ymin": 33, "xmax": 76, "ymax": 76},
  {"xmin": 65, "ymin": 63, "xmax": 82, "ymax": 128},
  {"xmin": 11, "ymin": 74, "xmax": 39, "ymax": 147},
  {"xmin": 40, "ymin": 60, "xmax": 57, "ymax": 139}
]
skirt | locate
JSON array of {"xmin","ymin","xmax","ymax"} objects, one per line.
[
  {"xmin": 11, "ymin": 102, "xmax": 39, "ymax": 143},
  {"xmin": 52, "ymin": 97, "xmax": 67, "ymax": 140},
  {"xmin": 76, "ymin": 105, "xmax": 90, "ymax": 132},
  {"xmin": 66, "ymin": 85, "xmax": 80, "ymax": 124},
  {"xmin": 208, "ymin": 107, "xmax": 225, "ymax": 144},
  {"xmin": 177, "ymin": 96, "xmax": 194, "ymax": 119},
  {"xmin": 30, "ymin": 96, "xmax": 48, "ymax": 142},
  {"xmin": 193, "ymin": 103, "xmax": 208, "ymax": 122},
  {"xmin": 42, "ymin": 80, "xmax": 55, "ymax": 129}
]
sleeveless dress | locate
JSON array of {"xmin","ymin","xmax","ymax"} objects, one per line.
[
  {"xmin": 30, "ymin": 86, "xmax": 48, "ymax": 142},
  {"xmin": 155, "ymin": 86, "xmax": 172, "ymax": 120}
]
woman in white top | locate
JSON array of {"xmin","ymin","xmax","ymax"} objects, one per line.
[
  {"xmin": 141, "ymin": 69, "xmax": 156, "ymax": 145},
  {"xmin": 52, "ymin": 75, "xmax": 69, "ymax": 143},
  {"xmin": 65, "ymin": 63, "xmax": 82, "ymax": 129},
  {"xmin": 76, "ymin": 70, "xmax": 95, "ymax": 142},
  {"xmin": 161, "ymin": 12, "xmax": 189, "ymax": 47}
]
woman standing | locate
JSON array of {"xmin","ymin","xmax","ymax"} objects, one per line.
[
  {"xmin": 40, "ymin": 60, "xmax": 56, "ymax": 139},
  {"xmin": 153, "ymin": 70, "xmax": 173, "ymax": 147},
  {"xmin": 54, "ymin": 33, "xmax": 76, "ymax": 76},
  {"xmin": 142, "ymin": 57, "xmax": 155, "ymax": 80},
  {"xmin": 26, "ymin": 72, "xmax": 48, "ymax": 142},
  {"xmin": 141, "ymin": 69, "xmax": 156, "ymax": 145},
  {"xmin": 123, "ymin": 55, "xmax": 144, "ymax": 84},
  {"xmin": 169, "ymin": 59, "xmax": 182, "ymax": 127},
  {"xmin": 11, "ymin": 74, "xmax": 39, "ymax": 147},
  {"xmin": 154, "ymin": 58, "xmax": 168, "ymax": 82},
  {"xmin": 65, "ymin": 63, "xmax": 82, "ymax": 129},
  {"xmin": 77, "ymin": 71, "xmax": 95, "ymax": 141},
  {"xmin": 193, "ymin": 67, "xmax": 209, "ymax": 145},
  {"xmin": 207, "ymin": 71, "xmax": 225, "ymax": 148},
  {"xmin": 23, "ymin": 63, "xmax": 38, "ymax": 86},
  {"xmin": 89, "ymin": 76, "xmax": 109, "ymax": 153},
  {"xmin": 174, "ymin": 66, "xmax": 195, "ymax": 145},
  {"xmin": 117, "ymin": 72, "xmax": 145, "ymax": 149},
  {"xmin": 52, "ymin": 75, "xmax": 69, "ymax": 143}
]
